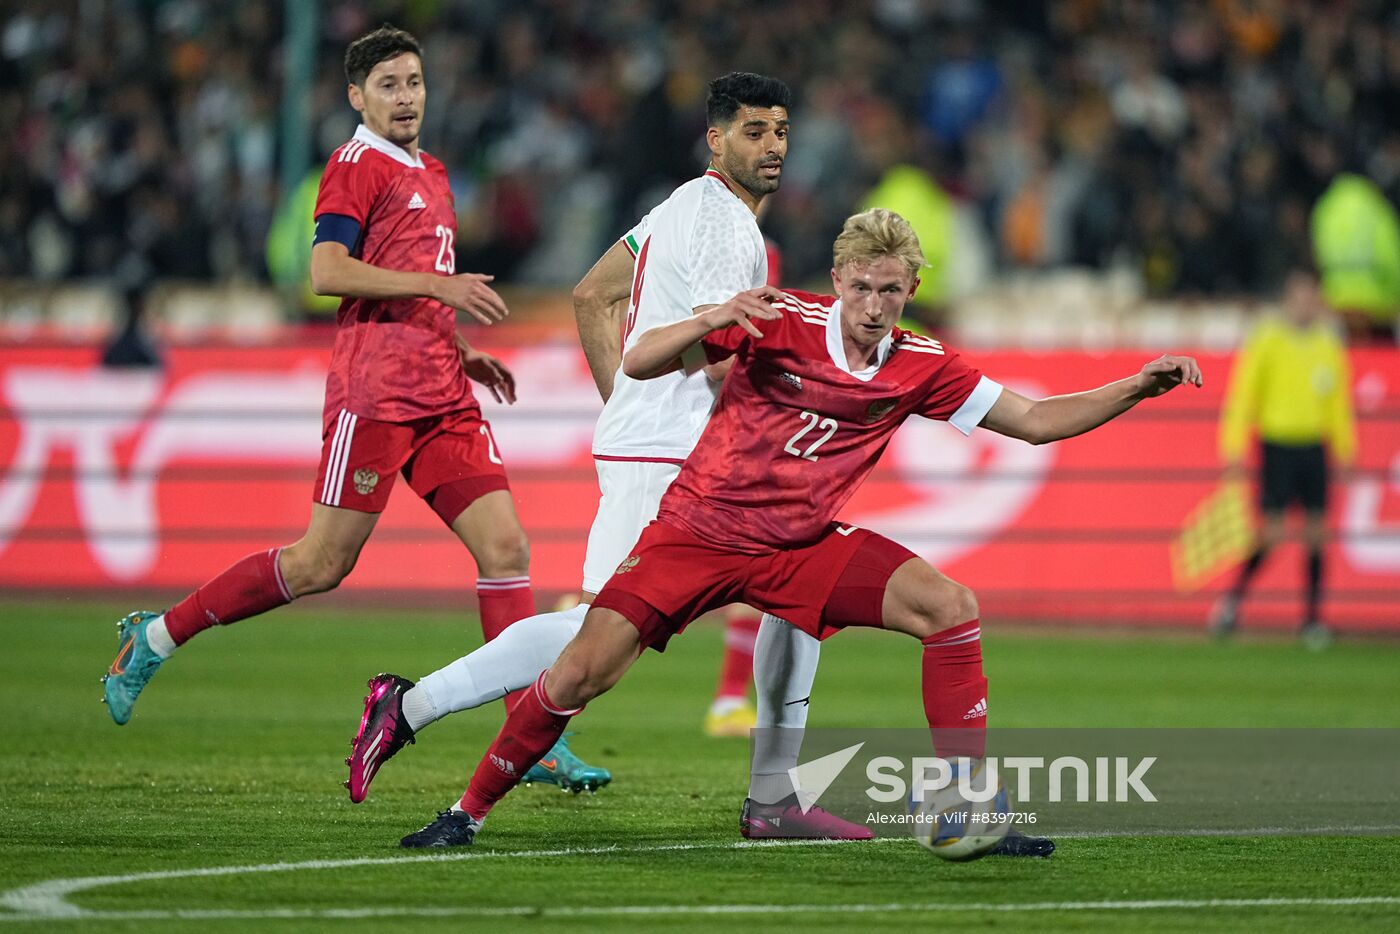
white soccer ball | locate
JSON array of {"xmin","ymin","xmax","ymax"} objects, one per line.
[{"xmin": 910, "ymin": 759, "xmax": 1012, "ymax": 862}]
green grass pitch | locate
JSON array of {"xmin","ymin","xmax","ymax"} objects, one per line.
[{"xmin": 2, "ymin": 599, "xmax": 1398, "ymax": 931}]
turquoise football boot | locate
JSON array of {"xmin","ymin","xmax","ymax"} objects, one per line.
[
  {"xmin": 522, "ymin": 734, "xmax": 612, "ymax": 793},
  {"xmin": 101, "ymin": 611, "xmax": 165, "ymax": 725}
]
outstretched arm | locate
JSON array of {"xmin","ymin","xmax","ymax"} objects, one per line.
[
  {"xmin": 623, "ymin": 287, "xmax": 784, "ymax": 381},
  {"xmin": 981, "ymin": 354, "xmax": 1203, "ymax": 444},
  {"xmin": 309, "ymin": 242, "xmax": 508, "ymax": 325},
  {"xmin": 573, "ymin": 241, "xmax": 634, "ymax": 402}
]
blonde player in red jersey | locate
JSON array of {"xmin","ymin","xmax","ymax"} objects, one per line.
[
  {"xmin": 396, "ymin": 208, "xmax": 1201, "ymax": 848},
  {"xmin": 342, "ymin": 74, "xmax": 851, "ymax": 830},
  {"xmin": 101, "ymin": 27, "xmax": 601, "ymax": 784}
]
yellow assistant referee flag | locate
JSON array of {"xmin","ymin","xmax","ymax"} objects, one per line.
[{"xmin": 1170, "ymin": 481, "xmax": 1253, "ymax": 592}]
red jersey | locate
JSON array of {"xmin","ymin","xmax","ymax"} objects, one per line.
[
  {"xmin": 314, "ymin": 125, "xmax": 471, "ymax": 425},
  {"xmin": 656, "ymin": 290, "xmax": 1001, "ymax": 552}
]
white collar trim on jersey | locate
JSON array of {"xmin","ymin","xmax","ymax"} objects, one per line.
[
  {"xmin": 825, "ymin": 299, "xmax": 893, "ymax": 382},
  {"xmin": 353, "ymin": 124, "xmax": 426, "ymax": 169}
]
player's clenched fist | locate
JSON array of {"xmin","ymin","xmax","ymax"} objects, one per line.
[
  {"xmin": 702, "ymin": 286, "xmax": 785, "ymax": 338},
  {"xmin": 1134, "ymin": 354, "xmax": 1203, "ymax": 398},
  {"xmin": 434, "ymin": 273, "xmax": 510, "ymax": 325}
]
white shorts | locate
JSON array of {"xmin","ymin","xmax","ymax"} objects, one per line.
[{"xmin": 580, "ymin": 458, "xmax": 682, "ymax": 594}]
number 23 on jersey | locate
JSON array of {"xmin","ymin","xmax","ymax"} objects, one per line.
[{"xmin": 434, "ymin": 225, "xmax": 455, "ymax": 274}]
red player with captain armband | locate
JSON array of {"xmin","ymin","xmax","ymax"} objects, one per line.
[{"xmin": 100, "ymin": 23, "xmax": 609, "ymax": 791}]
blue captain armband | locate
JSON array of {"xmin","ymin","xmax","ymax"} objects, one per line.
[{"xmin": 313, "ymin": 213, "xmax": 362, "ymax": 250}]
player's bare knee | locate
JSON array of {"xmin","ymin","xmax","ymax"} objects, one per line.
[
  {"xmin": 1303, "ymin": 516, "xmax": 1327, "ymax": 550},
  {"xmin": 544, "ymin": 663, "xmax": 588, "ymax": 709},
  {"xmin": 913, "ymin": 582, "xmax": 978, "ymax": 638},
  {"xmin": 582, "ymin": 660, "xmax": 628, "ymax": 699},
  {"xmin": 544, "ymin": 656, "xmax": 611, "ymax": 710},
  {"xmin": 943, "ymin": 582, "xmax": 980, "ymax": 628},
  {"xmin": 282, "ymin": 542, "xmax": 356, "ymax": 595},
  {"xmin": 303, "ymin": 557, "xmax": 355, "ymax": 594},
  {"xmin": 476, "ymin": 532, "xmax": 530, "ymax": 579},
  {"xmin": 566, "ymin": 652, "xmax": 623, "ymax": 703}
]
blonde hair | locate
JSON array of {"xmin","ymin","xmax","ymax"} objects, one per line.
[{"xmin": 832, "ymin": 209, "xmax": 926, "ymax": 278}]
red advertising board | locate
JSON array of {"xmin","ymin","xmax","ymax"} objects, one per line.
[{"xmin": 2, "ymin": 338, "xmax": 1397, "ymax": 629}]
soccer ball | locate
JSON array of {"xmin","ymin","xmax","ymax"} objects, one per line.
[{"xmin": 910, "ymin": 758, "xmax": 1011, "ymax": 862}]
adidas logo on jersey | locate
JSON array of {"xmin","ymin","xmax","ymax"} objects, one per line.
[
  {"xmin": 407, "ymin": 191, "xmax": 427, "ymax": 210},
  {"xmin": 779, "ymin": 371, "xmax": 802, "ymax": 390}
]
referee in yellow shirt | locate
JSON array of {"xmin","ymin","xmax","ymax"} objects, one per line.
[{"xmin": 1211, "ymin": 270, "xmax": 1357, "ymax": 646}]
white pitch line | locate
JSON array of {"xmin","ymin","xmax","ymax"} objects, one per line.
[
  {"xmin": 1049, "ymin": 824, "xmax": 1400, "ymax": 838},
  {"xmin": 0, "ymin": 897, "xmax": 1397, "ymax": 924},
  {"xmin": 3, "ymin": 828, "xmax": 1398, "ymax": 921},
  {"xmin": 0, "ymin": 837, "xmax": 900, "ymax": 918}
]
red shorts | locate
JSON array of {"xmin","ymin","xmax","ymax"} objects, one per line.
[
  {"xmin": 592, "ymin": 520, "xmax": 917, "ymax": 651},
  {"xmin": 313, "ymin": 406, "xmax": 510, "ymax": 519}
]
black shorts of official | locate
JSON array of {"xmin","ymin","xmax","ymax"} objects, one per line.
[{"xmin": 1259, "ymin": 441, "xmax": 1328, "ymax": 513}]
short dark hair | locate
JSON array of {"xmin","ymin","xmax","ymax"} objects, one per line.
[
  {"xmin": 344, "ymin": 24, "xmax": 422, "ymax": 86},
  {"xmin": 706, "ymin": 72, "xmax": 792, "ymax": 127}
]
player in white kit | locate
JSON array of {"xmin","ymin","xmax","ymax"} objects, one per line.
[{"xmin": 344, "ymin": 73, "xmax": 855, "ymax": 838}]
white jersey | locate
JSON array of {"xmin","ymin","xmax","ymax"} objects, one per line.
[{"xmin": 591, "ymin": 170, "xmax": 767, "ymax": 461}]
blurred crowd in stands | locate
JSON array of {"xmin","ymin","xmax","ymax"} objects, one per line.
[{"xmin": 2, "ymin": 0, "xmax": 1399, "ymax": 326}]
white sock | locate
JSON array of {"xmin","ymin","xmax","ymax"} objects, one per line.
[
  {"xmin": 145, "ymin": 615, "xmax": 176, "ymax": 659},
  {"xmin": 400, "ymin": 684, "xmax": 439, "ymax": 733},
  {"xmin": 404, "ymin": 604, "xmax": 588, "ymax": 732},
  {"xmin": 748, "ymin": 614, "xmax": 821, "ymax": 804}
]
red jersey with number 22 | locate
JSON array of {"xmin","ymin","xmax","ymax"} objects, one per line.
[
  {"xmin": 656, "ymin": 290, "xmax": 995, "ymax": 553},
  {"xmin": 314, "ymin": 125, "xmax": 471, "ymax": 426}
]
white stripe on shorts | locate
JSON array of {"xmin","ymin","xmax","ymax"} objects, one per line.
[
  {"xmin": 320, "ymin": 411, "xmax": 348, "ymax": 503},
  {"xmin": 322, "ymin": 410, "xmax": 357, "ymax": 506}
]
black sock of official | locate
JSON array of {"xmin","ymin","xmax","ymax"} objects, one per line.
[
  {"xmin": 1305, "ymin": 549, "xmax": 1323, "ymax": 623},
  {"xmin": 1231, "ymin": 547, "xmax": 1269, "ymax": 600}
]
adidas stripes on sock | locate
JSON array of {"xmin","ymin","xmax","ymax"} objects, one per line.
[
  {"xmin": 457, "ymin": 671, "xmax": 580, "ymax": 819},
  {"xmin": 921, "ymin": 619, "xmax": 988, "ymax": 760},
  {"xmin": 163, "ymin": 547, "xmax": 294, "ymax": 645}
]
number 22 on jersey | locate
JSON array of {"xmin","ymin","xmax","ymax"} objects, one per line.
[{"xmin": 784, "ymin": 409, "xmax": 837, "ymax": 461}]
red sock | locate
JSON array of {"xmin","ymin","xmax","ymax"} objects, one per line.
[
  {"xmin": 458, "ymin": 671, "xmax": 580, "ymax": 819},
  {"xmin": 921, "ymin": 619, "xmax": 987, "ymax": 759},
  {"xmin": 477, "ymin": 577, "xmax": 534, "ymax": 642},
  {"xmin": 163, "ymin": 548, "xmax": 293, "ymax": 645},
  {"xmin": 715, "ymin": 613, "xmax": 761, "ymax": 701},
  {"xmin": 477, "ymin": 576, "xmax": 534, "ymax": 708}
]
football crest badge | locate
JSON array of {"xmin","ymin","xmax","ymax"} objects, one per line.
[
  {"xmin": 353, "ymin": 469, "xmax": 380, "ymax": 495},
  {"xmin": 615, "ymin": 555, "xmax": 640, "ymax": 574},
  {"xmin": 863, "ymin": 399, "xmax": 897, "ymax": 423}
]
